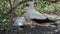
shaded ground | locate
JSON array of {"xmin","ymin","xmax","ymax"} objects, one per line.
[
  {"xmin": 0, "ymin": 14, "xmax": 60, "ymax": 34},
  {"xmin": 6, "ymin": 20, "xmax": 60, "ymax": 34},
  {"xmin": 0, "ymin": 21, "xmax": 60, "ymax": 34}
]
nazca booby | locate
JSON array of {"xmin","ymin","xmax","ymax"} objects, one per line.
[{"xmin": 24, "ymin": 1, "xmax": 57, "ymax": 26}]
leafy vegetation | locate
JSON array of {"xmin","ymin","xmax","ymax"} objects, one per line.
[{"xmin": 0, "ymin": 12, "xmax": 12, "ymax": 29}]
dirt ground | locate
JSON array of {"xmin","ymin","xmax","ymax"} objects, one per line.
[
  {"xmin": 7, "ymin": 22, "xmax": 60, "ymax": 34},
  {"xmin": 0, "ymin": 14, "xmax": 60, "ymax": 34}
]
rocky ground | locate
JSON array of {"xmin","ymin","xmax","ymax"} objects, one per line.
[
  {"xmin": 7, "ymin": 22, "xmax": 60, "ymax": 34},
  {"xmin": 0, "ymin": 14, "xmax": 60, "ymax": 34}
]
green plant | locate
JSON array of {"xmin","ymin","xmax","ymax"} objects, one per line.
[{"xmin": 0, "ymin": 12, "xmax": 13, "ymax": 29}]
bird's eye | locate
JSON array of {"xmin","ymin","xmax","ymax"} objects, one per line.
[{"xmin": 26, "ymin": 4, "xmax": 30, "ymax": 6}]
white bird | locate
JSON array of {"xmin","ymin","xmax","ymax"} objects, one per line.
[
  {"xmin": 24, "ymin": 1, "xmax": 57, "ymax": 26},
  {"xmin": 13, "ymin": 17, "xmax": 26, "ymax": 28}
]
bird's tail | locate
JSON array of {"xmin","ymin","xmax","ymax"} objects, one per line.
[{"xmin": 46, "ymin": 18, "xmax": 58, "ymax": 26}]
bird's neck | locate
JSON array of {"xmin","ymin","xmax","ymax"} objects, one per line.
[{"xmin": 26, "ymin": 6, "xmax": 35, "ymax": 12}]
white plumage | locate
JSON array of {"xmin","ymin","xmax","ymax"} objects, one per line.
[
  {"xmin": 25, "ymin": 1, "xmax": 47, "ymax": 19},
  {"xmin": 24, "ymin": 1, "xmax": 57, "ymax": 26},
  {"xmin": 13, "ymin": 17, "xmax": 26, "ymax": 27}
]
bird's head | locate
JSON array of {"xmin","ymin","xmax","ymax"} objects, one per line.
[{"xmin": 23, "ymin": 1, "xmax": 34, "ymax": 8}]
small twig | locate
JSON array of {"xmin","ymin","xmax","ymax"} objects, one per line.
[
  {"xmin": 13, "ymin": 0, "xmax": 15, "ymax": 6},
  {"xmin": 7, "ymin": 0, "xmax": 32, "ymax": 13},
  {"xmin": 8, "ymin": 0, "xmax": 12, "ymax": 9}
]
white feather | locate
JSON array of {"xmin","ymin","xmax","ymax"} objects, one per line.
[
  {"xmin": 25, "ymin": 1, "xmax": 47, "ymax": 19},
  {"xmin": 14, "ymin": 17, "xmax": 26, "ymax": 26}
]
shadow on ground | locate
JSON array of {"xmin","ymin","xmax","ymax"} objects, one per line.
[
  {"xmin": 5, "ymin": 24, "xmax": 59, "ymax": 34},
  {"xmin": 0, "ymin": 19, "xmax": 60, "ymax": 34}
]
